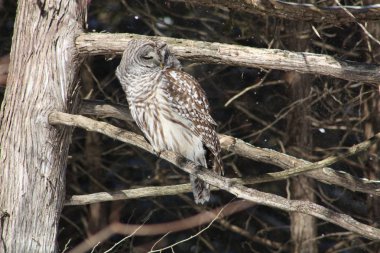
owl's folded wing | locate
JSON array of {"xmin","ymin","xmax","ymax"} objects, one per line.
[
  {"xmin": 163, "ymin": 69, "xmax": 217, "ymax": 127},
  {"xmin": 162, "ymin": 69, "xmax": 223, "ymax": 175}
]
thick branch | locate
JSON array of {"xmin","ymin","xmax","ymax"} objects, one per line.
[
  {"xmin": 50, "ymin": 112, "xmax": 380, "ymax": 240},
  {"xmin": 179, "ymin": 0, "xmax": 380, "ymax": 24},
  {"xmin": 76, "ymin": 33, "xmax": 380, "ymax": 83},
  {"xmin": 80, "ymin": 100, "xmax": 133, "ymax": 122}
]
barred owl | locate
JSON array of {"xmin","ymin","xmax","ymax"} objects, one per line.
[{"xmin": 116, "ymin": 39, "xmax": 223, "ymax": 204}]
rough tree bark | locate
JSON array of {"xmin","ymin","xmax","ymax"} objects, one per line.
[
  {"xmin": 363, "ymin": 1, "xmax": 380, "ymax": 251},
  {"xmin": 0, "ymin": 1, "xmax": 86, "ymax": 252},
  {"xmin": 284, "ymin": 20, "xmax": 317, "ymax": 253},
  {"xmin": 286, "ymin": 73, "xmax": 317, "ymax": 253}
]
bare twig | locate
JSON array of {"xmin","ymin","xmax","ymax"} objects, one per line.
[
  {"xmin": 224, "ymin": 70, "xmax": 271, "ymax": 107},
  {"xmin": 76, "ymin": 33, "xmax": 380, "ymax": 83},
  {"xmin": 68, "ymin": 200, "xmax": 253, "ymax": 253},
  {"xmin": 180, "ymin": 195, "xmax": 284, "ymax": 250},
  {"xmin": 173, "ymin": 0, "xmax": 380, "ymax": 24},
  {"xmin": 333, "ymin": 0, "xmax": 380, "ymax": 47},
  {"xmin": 147, "ymin": 203, "xmax": 227, "ymax": 252},
  {"xmin": 50, "ymin": 112, "xmax": 380, "ymax": 240},
  {"xmin": 246, "ymin": 132, "xmax": 380, "ymax": 181},
  {"xmin": 221, "ymin": 135, "xmax": 380, "ymax": 195}
]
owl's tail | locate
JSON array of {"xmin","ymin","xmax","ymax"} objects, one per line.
[{"xmin": 190, "ymin": 175, "xmax": 210, "ymax": 204}]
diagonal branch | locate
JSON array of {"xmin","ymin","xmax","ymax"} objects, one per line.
[
  {"xmin": 50, "ymin": 112, "xmax": 380, "ymax": 240},
  {"xmin": 79, "ymin": 100, "xmax": 380, "ymax": 196},
  {"xmin": 221, "ymin": 135, "xmax": 380, "ymax": 195},
  {"xmin": 235, "ymin": 132, "xmax": 380, "ymax": 181},
  {"xmin": 76, "ymin": 33, "xmax": 380, "ymax": 83}
]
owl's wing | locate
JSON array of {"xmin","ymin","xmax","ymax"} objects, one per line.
[
  {"xmin": 163, "ymin": 69, "xmax": 217, "ymax": 126},
  {"xmin": 162, "ymin": 69, "xmax": 223, "ymax": 175}
]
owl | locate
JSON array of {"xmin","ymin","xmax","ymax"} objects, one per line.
[{"xmin": 116, "ymin": 39, "xmax": 223, "ymax": 204}]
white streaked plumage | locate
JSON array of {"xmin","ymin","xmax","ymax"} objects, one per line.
[{"xmin": 116, "ymin": 39, "xmax": 223, "ymax": 204}]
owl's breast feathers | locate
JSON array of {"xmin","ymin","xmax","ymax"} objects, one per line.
[{"xmin": 125, "ymin": 68, "xmax": 223, "ymax": 176}]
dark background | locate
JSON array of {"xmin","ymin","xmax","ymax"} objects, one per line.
[{"xmin": 0, "ymin": 1, "xmax": 379, "ymax": 252}]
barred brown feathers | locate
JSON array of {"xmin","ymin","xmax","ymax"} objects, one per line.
[{"xmin": 116, "ymin": 39, "xmax": 223, "ymax": 204}]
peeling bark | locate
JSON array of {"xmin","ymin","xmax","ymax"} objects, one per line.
[{"xmin": 0, "ymin": 1, "xmax": 86, "ymax": 252}]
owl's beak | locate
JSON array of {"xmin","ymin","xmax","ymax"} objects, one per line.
[
  {"xmin": 152, "ymin": 52, "xmax": 164, "ymax": 69},
  {"xmin": 157, "ymin": 52, "xmax": 164, "ymax": 69}
]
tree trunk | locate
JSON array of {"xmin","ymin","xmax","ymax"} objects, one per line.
[
  {"xmin": 284, "ymin": 19, "xmax": 317, "ymax": 253},
  {"xmin": 362, "ymin": 2, "xmax": 380, "ymax": 251},
  {"xmin": 285, "ymin": 72, "xmax": 317, "ymax": 253},
  {"xmin": 0, "ymin": 1, "xmax": 86, "ymax": 252}
]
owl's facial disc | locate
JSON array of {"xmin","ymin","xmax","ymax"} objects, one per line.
[{"xmin": 140, "ymin": 45, "xmax": 162, "ymax": 68}]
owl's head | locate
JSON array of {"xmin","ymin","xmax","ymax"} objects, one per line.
[{"xmin": 116, "ymin": 39, "xmax": 181, "ymax": 78}]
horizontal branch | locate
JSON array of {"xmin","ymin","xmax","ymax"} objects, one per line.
[
  {"xmin": 79, "ymin": 100, "xmax": 380, "ymax": 196},
  {"xmin": 76, "ymin": 33, "xmax": 380, "ymax": 83},
  {"xmin": 70, "ymin": 170, "xmax": 367, "ymax": 205},
  {"xmin": 50, "ymin": 112, "xmax": 380, "ymax": 240},
  {"xmin": 66, "ymin": 157, "xmax": 380, "ymax": 206},
  {"xmin": 179, "ymin": 0, "xmax": 380, "ymax": 24},
  {"xmin": 66, "ymin": 184, "xmax": 192, "ymax": 205}
]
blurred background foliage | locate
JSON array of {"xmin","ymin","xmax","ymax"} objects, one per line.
[{"xmin": 0, "ymin": 0, "xmax": 379, "ymax": 252}]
